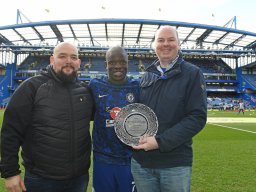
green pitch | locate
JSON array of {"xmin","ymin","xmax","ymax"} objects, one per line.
[{"xmin": 0, "ymin": 110, "xmax": 256, "ymax": 192}]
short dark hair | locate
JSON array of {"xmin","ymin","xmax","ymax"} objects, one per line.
[{"xmin": 106, "ymin": 46, "xmax": 128, "ymax": 61}]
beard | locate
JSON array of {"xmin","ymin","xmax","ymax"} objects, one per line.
[{"xmin": 56, "ymin": 69, "xmax": 77, "ymax": 83}]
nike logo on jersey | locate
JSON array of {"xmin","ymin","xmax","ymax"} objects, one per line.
[{"xmin": 98, "ymin": 94, "xmax": 108, "ymax": 98}]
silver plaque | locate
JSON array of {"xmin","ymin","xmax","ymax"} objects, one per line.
[{"xmin": 114, "ymin": 103, "xmax": 158, "ymax": 146}]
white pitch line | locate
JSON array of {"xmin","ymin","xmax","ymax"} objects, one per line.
[
  {"xmin": 207, "ymin": 117, "xmax": 256, "ymax": 123},
  {"xmin": 208, "ymin": 123, "xmax": 256, "ymax": 134}
]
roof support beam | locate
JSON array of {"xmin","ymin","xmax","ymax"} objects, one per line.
[
  {"xmin": 214, "ymin": 32, "xmax": 229, "ymax": 45},
  {"xmin": 121, "ymin": 23, "xmax": 125, "ymax": 46},
  {"xmin": 50, "ymin": 25, "xmax": 63, "ymax": 42},
  {"xmin": 245, "ymin": 40, "xmax": 256, "ymax": 50},
  {"xmin": 181, "ymin": 28, "xmax": 196, "ymax": 45},
  {"xmin": 105, "ymin": 23, "xmax": 109, "ymax": 42},
  {"xmin": 13, "ymin": 28, "xmax": 31, "ymax": 45},
  {"xmin": 224, "ymin": 34, "xmax": 246, "ymax": 49},
  {"xmin": 0, "ymin": 33, "xmax": 14, "ymax": 45},
  {"xmin": 149, "ymin": 24, "xmax": 162, "ymax": 46},
  {"xmin": 136, "ymin": 23, "xmax": 143, "ymax": 44},
  {"xmin": 32, "ymin": 26, "xmax": 44, "ymax": 42},
  {"xmin": 196, "ymin": 29, "xmax": 212, "ymax": 48},
  {"xmin": 87, "ymin": 24, "xmax": 94, "ymax": 46},
  {"xmin": 69, "ymin": 24, "xmax": 77, "ymax": 40}
]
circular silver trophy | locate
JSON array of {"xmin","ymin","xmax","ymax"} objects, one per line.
[{"xmin": 114, "ymin": 103, "xmax": 158, "ymax": 146}]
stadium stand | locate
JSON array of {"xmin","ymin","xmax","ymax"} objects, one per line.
[{"xmin": 1, "ymin": 19, "xmax": 256, "ymax": 108}]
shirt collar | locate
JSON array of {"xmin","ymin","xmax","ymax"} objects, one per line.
[{"xmin": 156, "ymin": 54, "xmax": 179, "ymax": 74}]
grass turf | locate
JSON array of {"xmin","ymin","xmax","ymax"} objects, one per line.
[{"xmin": 0, "ymin": 110, "xmax": 256, "ymax": 191}]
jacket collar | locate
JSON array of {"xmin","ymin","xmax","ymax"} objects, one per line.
[{"xmin": 146, "ymin": 52, "xmax": 184, "ymax": 79}]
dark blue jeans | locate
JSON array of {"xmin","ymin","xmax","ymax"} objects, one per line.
[{"xmin": 24, "ymin": 170, "xmax": 89, "ymax": 192}]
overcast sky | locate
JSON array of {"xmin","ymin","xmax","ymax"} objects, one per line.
[{"xmin": 0, "ymin": 0, "xmax": 255, "ymax": 32}]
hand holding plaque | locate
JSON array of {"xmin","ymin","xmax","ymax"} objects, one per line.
[{"xmin": 114, "ymin": 103, "xmax": 158, "ymax": 146}]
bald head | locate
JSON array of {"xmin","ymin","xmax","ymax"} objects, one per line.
[{"xmin": 53, "ymin": 42, "xmax": 79, "ymax": 57}]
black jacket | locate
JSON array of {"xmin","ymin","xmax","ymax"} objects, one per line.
[
  {"xmin": 0, "ymin": 66, "xmax": 93, "ymax": 179},
  {"xmin": 133, "ymin": 55, "xmax": 207, "ymax": 168}
]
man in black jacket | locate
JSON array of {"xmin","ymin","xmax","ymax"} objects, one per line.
[
  {"xmin": 0, "ymin": 42, "xmax": 94, "ymax": 192},
  {"xmin": 131, "ymin": 26, "xmax": 207, "ymax": 192}
]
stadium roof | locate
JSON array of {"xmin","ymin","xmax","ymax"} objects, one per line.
[{"xmin": 1, "ymin": 18, "xmax": 256, "ymax": 56}]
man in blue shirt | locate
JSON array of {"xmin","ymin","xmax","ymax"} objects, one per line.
[{"xmin": 89, "ymin": 46, "xmax": 139, "ymax": 192}]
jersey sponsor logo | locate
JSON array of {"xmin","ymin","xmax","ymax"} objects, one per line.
[
  {"xmin": 126, "ymin": 93, "xmax": 135, "ymax": 103},
  {"xmin": 106, "ymin": 107, "xmax": 121, "ymax": 127},
  {"xmin": 98, "ymin": 94, "xmax": 108, "ymax": 98},
  {"xmin": 110, "ymin": 107, "xmax": 121, "ymax": 119}
]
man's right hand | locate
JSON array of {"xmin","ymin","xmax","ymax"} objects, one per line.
[{"xmin": 5, "ymin": 175, "xmax": 26, "ymax": 192}]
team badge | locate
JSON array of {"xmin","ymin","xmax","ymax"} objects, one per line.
[{"xmin": 126, "ymin": 93, "xmax": 135, "ymax": 103}]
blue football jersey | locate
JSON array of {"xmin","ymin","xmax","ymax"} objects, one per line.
[{"xmin": 89, "ymin": 76, "xmax": 140, "ymax": 165}]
